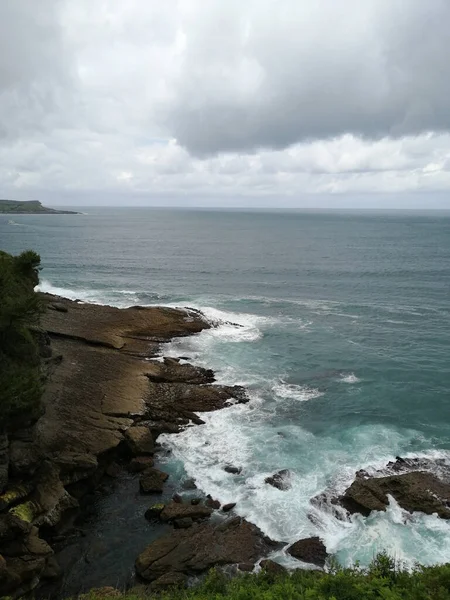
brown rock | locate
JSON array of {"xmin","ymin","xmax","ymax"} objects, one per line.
[
  {"xmin": 149, "ymin": 571, "xmax": 187, "ymax": 590},
  {"xmin": 160, "ymin": 502, "xmax": 212, "ymax": 522},
  {"xmin": 173, "ymin": 518, "xmax": 193, "ymax": 529},
  {"xmin": 222, "ymin": 503, "xmax": 236, "ymax": 513},
  {"xmin": 238, "ymin": 562, "xmax": 254, "ymax": 572},
  {"xmin": 129, "ymin": 456, "xmax": 154, "ymax": 473},
  {"xmin": 136, "ymin": 517, "xmax": 279, "ymax": 582},
  {"xmin": 260, "ymin": 559, "xmax": 287, "ymax": 575},
  {"xmin": 0, "ymin": 434, "xmax": 8, "ymax": 494},
  {"xmin": 265, "ymin": 470, "xmax": 291, "ymax": 490},
  {"xmin": 339, "ymin": 471, "xmax": 450, "ymax": 519},
  {"xmin": 288, "ymin": 537, "xmax": 328, "ymax": 567},
  {"xmin": 125, "ymin": 427, "xmax": 154, "ymax": 456},
  {"xmin": 172, "ymin": 493, "xmax": 183, "ymax": 503},
  {"xmin": 139, "ymin": 469, "xmax": 169, "ymax": 494},
  {"xmin": 205, "ymin": 497, "xmax": 221, "ymax": 509}
]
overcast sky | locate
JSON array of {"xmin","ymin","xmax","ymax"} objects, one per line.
[{"xmin": 1, "ymin": 0, "xmax": 450, "ymax": 208}]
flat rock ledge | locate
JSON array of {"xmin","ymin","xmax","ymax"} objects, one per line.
[{"xmin": 136, "ymin": 517, "xmax": 281, "ymax": 585}]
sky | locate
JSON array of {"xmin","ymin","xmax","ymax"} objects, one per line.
[{"xmin": 1, "ymin": 0, "xmax": 450, "ymax": 208}]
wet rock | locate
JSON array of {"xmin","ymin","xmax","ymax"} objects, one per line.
[
  {"xmin": 129, "ymin": 456, "xmax": 154, "ymax": 473},
  {"xmin": 265, "ymin": 469, "xmax": 291, "ymax": 490},
  {"xmin": 105, "ymin": 462, "xmax": 122, "ymax": 478},
  {"xmin": 136, "ymin": 517, "xmax": 279, "ymax": 582},
  {"xmin": 288, "ymin": 537, "xmax": 328, "ymax": 567},
  {"xmin": 182, "ymin": 478, "xmax": 197, "ymax": 490},
  {"xmin": 173, "ymin": 518, "xmax": 193, "ymax": 529},
  {"xmin": 238, "ymin": 562, "xmax": 254, "ymax": 572},
  {"xmin": 172, "ymin": 493, "xmax": 182, "ymax": 503},
  {"xmin": 191, "ymin": 498, "xmax": 201, "ymax": 506},
  {"xmin": 260, "ymin": 559, "xmax": 287, "ymax": 575},
  {"xmin": 339, "ymin": 471, "xmax": 450, "ymax": 519},
  {"xmin": 160, "ymin": 502, "xmax": 212, "ymax": 522},
  {"xmin": 125, "ymin": 427, "xmax": 154, "ymax": 456},
  {"xmin": 150, "ymin": 571, "xmax": 187, "ymax": 591},
  {"xmin": 145, "ymin": 359, "xmax": 215, "ymax": 385},
  {"xmin": 145, "ymin": 503, "xmax": 165, "ymax": 521},
  {"xmin": 224, "ymin": 465, "xmax": 242, "ymax": 475},
  {"xmin": 205, "ymin": 496, "xmax": 221, "ymax": 509},
  {"xmin": 222, "ymin": 503, "xmax": 236, "ymax": 513},
  {"xmin": 139, "ymin": 469, "xmax": 169, "ymax": 494}
]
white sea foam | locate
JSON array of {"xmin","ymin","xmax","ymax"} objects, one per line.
[
  {"xmin": 339, "ymin": 373, "xmax": 360, "ymax": 384},
  {"xmin": 272, "ymin": 382, "xmax": 324, "ymax": 401}
]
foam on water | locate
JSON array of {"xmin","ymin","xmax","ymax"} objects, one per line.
[
  {"xmin": 272, "ymin": 382, "xmax": 324, "ymax": 401},
  {"xmin": 339, "ymin": 373, "xmax": 360, "ymax": 384},
  {"xmin": 36, "ymin": 277, "xmax": 450, "ymax": 568}
]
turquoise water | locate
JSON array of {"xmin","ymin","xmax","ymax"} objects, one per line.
[{"xmin": 1, "ymin": 208, "xmax": 450, "ymax": 569}]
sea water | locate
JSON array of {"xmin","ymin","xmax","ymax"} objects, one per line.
[{"xmin": 1, "ymin": 208, "xmax": 450, "ymax": 574}]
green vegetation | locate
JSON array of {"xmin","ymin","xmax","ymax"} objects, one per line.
[
  {"xmin": 81, "ymin": 554, "xmax": 450, "ymax": 600},
  {"xmin": 0, "ymin": 199, "xmax": 78, "ymax": 214},
  {"xmin": 0, "ymin": 250, "xmax": 44, "ymax": 426}
]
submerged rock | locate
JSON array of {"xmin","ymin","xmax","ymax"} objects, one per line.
[
  {"xmin": 265, "ymin": 469, "xmax": 291, "ymax": 491},
  {"xmin": 136, "ymin": 517, "xmax": 279, "ymax": 582},
  {"xmin": 339, "ymin": 471, "xmax": 450, "ymax": 519},
  {"xmin": 287, "ymin": 537, "xmax": 328, "ymax": 567}
]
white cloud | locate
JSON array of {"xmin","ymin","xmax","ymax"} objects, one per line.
[{"xmin": 1, "ymin": 1, "xmax": 450, "ymax": 206}]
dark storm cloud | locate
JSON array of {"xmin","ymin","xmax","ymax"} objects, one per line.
[{"xmin": 164, "ymin": 0, "xmax": 450, "ymax": 155}]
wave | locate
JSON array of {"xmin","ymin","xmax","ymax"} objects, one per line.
[
  {"xmin": 272, "ymin": 382, "xmax": 324, "ymax": 402},
  {"xmin": 339, "ymin": 373, "xmax": 360, "ymax": 384}
]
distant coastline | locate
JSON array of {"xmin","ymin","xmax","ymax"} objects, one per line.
[{"xmin": 0, "ymin": 199, "xmax": 79, "ymax": 214}]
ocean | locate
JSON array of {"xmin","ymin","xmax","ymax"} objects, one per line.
[{"xmin": 1, "ymin": 207, "xmax": 450, "ymax": 577}]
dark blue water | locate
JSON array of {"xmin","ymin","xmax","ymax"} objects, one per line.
[{"xmin": 1, "ymin": 208, "xmax": 450, "ymax": 569}]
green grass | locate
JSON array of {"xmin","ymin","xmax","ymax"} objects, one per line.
[
  {"xmin": 0, "ymin": 250, "xmax": 44, "ymax": 425},
  {"xmin": 80, "ymin": 554, "xmax": 450, "ymax": 600}
]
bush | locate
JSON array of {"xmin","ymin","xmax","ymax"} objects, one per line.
[
  {"xmin": 0, "ymin": 250, "xmax": 43, "ymax": 426},
  {"xmin": 79, "ymin": 556, "xmax": 450, "ymax": 600}
]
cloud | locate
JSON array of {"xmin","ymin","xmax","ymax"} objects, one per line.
[
  {"xmin": 1, "ymin": 0, "xmax": 450, "ymax": 206},
  {"xmin": 0, "ymin": 0, "xmax": 75, "ymax": 139},
  {"xmin": 163, "ymin": 0, "xmax": 450, "ymax": 154}
]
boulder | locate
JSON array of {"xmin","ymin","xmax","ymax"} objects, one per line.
[
  {"xmin": 136, "ymin": 517, "xmax": 279, "ymax": 582},
  {"xmin": 265, "ymin": 469, "xmax": 291, "ymax": 491},
  {"xmin": 145, "ymin": 503, "xmax": 165, "ymax": 520},
  {"xmin": 260, "ymin": 559, "xmax": 287, "ymax": 575},
  {"xmin": 224, "ymin": 465, "xmax": 242, "ymax": 475},
  {"xmin": 182, "ymin": 478, "xmax": 197, "ymax": 490},
  {"xmin": 222, "ymin": 503, "xmax": 236, "ymax": 513},
  {"xmin": 160, "ymin": 502, "xmax": 212, "ymax": 522},
  {"xmin": 191, "ymin": 498, "xmax": 201, "ymax": 506},
  {"xmin": 339, "ymin": 471, "xmax": 450, "ymax": 519},
  {"xmin": 139, "ymin": 469, "xmax": 169, "ymax": 494},
  {"xmin": 105, "ymin": 462, "xmax": 122, "ymax": 478},
  {"xmin": 125, "ymin": 427, "xmax": 154, "ymax": 456},
  {"xmin": 129, "ymin": 456, "xmax": 154, "ymax": 473},
  {"xmin": 205, "ymin": 496, "xmax": 221, "ymax": 509},
  {"xmin": 288, "ymin": 537, "xmax": 328, "ymax": 567},
  {"xmin": 172, "ymin": 493, "xmax": 182, "ymax": 503}
]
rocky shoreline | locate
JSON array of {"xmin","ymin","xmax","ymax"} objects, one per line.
[{"xmin": 1, "ymin": 295, "xmax": 450, "ymax": 597}]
